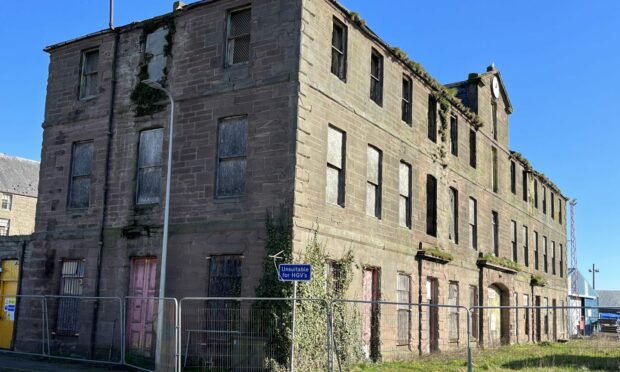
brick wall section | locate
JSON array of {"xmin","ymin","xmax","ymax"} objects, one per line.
[{"xmin": 0, "ymin": 195, "xmax": 37, "ymax": 235}]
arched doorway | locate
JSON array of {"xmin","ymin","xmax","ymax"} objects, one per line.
[{"xmin": 488, "ymin": 284, "xmax": 510, "ymax": 346}]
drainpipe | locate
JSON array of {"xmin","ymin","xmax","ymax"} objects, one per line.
[{"xmin": 90, "ymin": 28, "xmax": 120, "ymax": 360}]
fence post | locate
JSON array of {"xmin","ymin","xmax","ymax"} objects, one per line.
[
  {"xmin": 326, "ymin": 301, "xmax": 333, "ymax": 372},
  {"xmin": 467, "ymin": 307, "xmax": 472, "ymax": 372}
]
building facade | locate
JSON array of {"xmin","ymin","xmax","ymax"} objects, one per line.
[
  {"xmin": 0, "ymin": 154, "xmax": 39, "ymax": 237},
  {"xmin": 13, "ymin": 0, "xmax": 568, "ymax": 360}
]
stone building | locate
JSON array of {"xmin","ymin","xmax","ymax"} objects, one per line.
[
  {"xmin": 0, "ymin": 154, "xmax": 39, "ymax": 236},
  {"xmin": 13, "ymin": 0, "xmax": 568, "ymax": 362}
]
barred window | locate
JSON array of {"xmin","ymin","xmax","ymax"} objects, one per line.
[
  {"xmin": 448, "ymin": 282, "xmax": 459, "ymax": 343},
  {"xmin": 399, "ymin": 162, "xmax": 411, "ymax": 228},
  {"xmin": 57, "ymin": 259, "xmax": 85, "ymax": 336},
  {"xmin": 396, "ymin": 274, "xmax": 411, "ymax": 345},
  {"xmin": 79, "ymin": 49, "xmax": 99, "ymax": 100},
  {"xmin": 68, "ymin": 141, "xmax": 94, "ymax": 209},
  {"xmin": 216, "ymin": 116, "xmax": 247, "ymax": 198},
  {"xmin": 366, "ymin": 146, "xmax": 382, "ymax": 218},
  {"xmin": 136, "ymin": 129, "xmax": 163, "ymax": 204},
  {"xmin": 402, "ymin": 76, "xmax": 412, "ymax": 124},
  {"xmin": 0, "ymin": 219, "xmax": 9, "ymax": 236},
  {"xmin": 469, "ymin": 197, "xmax": 477, "ymax": 250},
  {"xmin": 1, "ymin": 193, "xmax": 11, "ymax": 210},
  {"xmin": 226, "ymin": 7, "xmax": 251, "ymax": 66},
  {"xmin": 331, "ymin": 19, "xmax": 347, "ymax": 81},
  {"xmin": 450, "ymin": 115, "xmax": 458, "ymax": 156},
  {"xmin": 426, "ymin": 175, "xmax": 437, "ymax": 237},
  {"xmin": 326, "ymin": 126, "xmax": 346, "ymax": 206},
  {"xmin": 369, "ymin": 49, "xmax": 383, "ymax": 105},
  {"xmin": 208, "ymin": 255, "xmax": 242, "ymax": 297},
  {"xmin": 428, "ymin": 95, "xmax": 437, "ymax": 142},
  {"xmin": 469, "ymin": 130, "xmax": 477, "ymax": 168},
  {"xmin": 449, "ymin": 187, "xmax": 458, "ymax": 244}
]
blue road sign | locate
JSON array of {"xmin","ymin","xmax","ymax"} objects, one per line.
[{"xmin": 279, "ymin": 264, "xmax": 312, "ymax": 282}]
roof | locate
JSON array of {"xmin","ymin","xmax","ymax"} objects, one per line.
[
  {"xmin": 598, "ymin": 290, "xmax": 620, "ymax": 308},
  {"xmin": 568, "ymin": 268, "xmax": 598, "ymax": 299},
  {"xmin": 0, "ymin": 154, "xmax": 40, "ymax": 197}
]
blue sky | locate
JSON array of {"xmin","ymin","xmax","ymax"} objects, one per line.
[{"xmin": 1, "ymin": 1, "xmax": 618, "ymax": 289}]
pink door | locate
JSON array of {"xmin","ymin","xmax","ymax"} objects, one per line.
[{"xmin": 127, "ymin": 257, "xmax": 158, "ymax": 356}]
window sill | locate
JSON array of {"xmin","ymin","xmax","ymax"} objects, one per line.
[
  {"xmin": 78, "ymin": 95, "xmax": 98, "ymax": 102},
  {"xmin": 214, "ymin": 196, "xmax": 245, "ymax": 204}
]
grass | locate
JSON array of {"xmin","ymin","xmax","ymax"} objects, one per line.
[{"xmin": 351, "ymin": 337, "xmax": 620, "ymax": 371}]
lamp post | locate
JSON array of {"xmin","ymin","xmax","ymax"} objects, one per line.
[
  {"xmin": 589, "ymin": 264, "xmax": 599, "ymax": 290},
  {"xmin": 142, "ymin": 79, "xmax": 174, "ymax": 370}
]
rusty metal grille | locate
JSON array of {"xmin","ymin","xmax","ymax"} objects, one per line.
[
  {"xmin": 57, "ymin": 259, "xmax": 85, "ymax": 336},
  {"xmin": 227, "ymin": 8, "xmax": 251, "ymax": 65}
]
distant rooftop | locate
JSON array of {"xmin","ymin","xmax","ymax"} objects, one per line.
[
  {"xmin": 0, "ymin": 153, "xmax": 40, "ymax": 197},
  {"xmin": 598, "ymin": 290, "xmax": 620, "ymax": 308}
]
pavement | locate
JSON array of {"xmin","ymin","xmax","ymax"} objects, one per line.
[{"xmin": 0, "ymin": 352, "xmax": 130, "ymax": 371}]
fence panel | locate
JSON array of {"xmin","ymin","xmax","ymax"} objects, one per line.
[
  {"xmin": 179, "ymin": 297, "xmax": 329, "ymax": 372},
  {"xmin": 0, "ymin": 294, "xmax": 46, "ymax": 357},
  {"xmin": 44, "ymin": 295, "xmax": 123, "ymax": 365}
]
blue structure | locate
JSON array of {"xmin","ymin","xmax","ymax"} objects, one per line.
[{"xmin": 568, "ymin": 268, "xmax": 599, "ymax": 336}]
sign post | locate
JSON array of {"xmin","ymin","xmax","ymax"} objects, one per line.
[{"xmin": 278, "ymin": 264, "xmax": 311, "ymax": 372}]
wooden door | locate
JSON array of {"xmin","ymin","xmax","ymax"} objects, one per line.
[
  {"xmin": 0, "ymin": 260, "xmax": 19, "ymax": 349},
  {"xmin": 362, "ymin": 268, "xmax": 380, "ymax": 361},
  {"xmin": 427, "ymin": 278, "xmax": 439, "ymax": 352},
  {"xmin": 127, "ymin": 257, "xmax": 158, "ymax": 356},
  {"xmin": 488, "ymin": 286, "xmax": 501, "ymax": 346}
]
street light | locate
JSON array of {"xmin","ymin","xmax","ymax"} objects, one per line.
[{"xmin": 142, "ymin": 79, "xmax": 174, "ymax": 370}]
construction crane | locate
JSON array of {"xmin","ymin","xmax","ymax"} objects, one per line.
[{"xmin": 570, "ymin": 199, "xmax": 578, "ymax": 297}]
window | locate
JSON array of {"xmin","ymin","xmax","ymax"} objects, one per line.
[
  {"xmin": 402, "ymin": 76, "xmax": 412, "ymax": 124},
  {"xmin": 469, "ymin": 286, "xmax": 479, "ymax": 340},
  {"xmin": 326, "ymin": 126, "xmax": 346, "ymax": 206},
  {"xmin": 1, "ymin": 193, "xmax": 11, "ymax": 211},
  {"xmin": 543, "ymin": 236, "xmax": 548, "ymax": 273},
  {"xmin": 426, "ymin": 175, "xmax": 437, "ymax": 237},
  {"xmin": 523, "ymin": 225, "xmax": 529, "ymax": 267},
  {"xmin": 492, "ymin": 100, "xmax": 498, "ymax": 140},
  {"xmin": 427, "ymin": 96, "xmax": 437, "ymax": 142},
  {"xmin": 543, "ymin": 297, "xmax": 549, "ymax": 335},
  {"xmin": 522, "ymin": 170, "xmax": 528, "ymax": 202},
  {"xmin": 0, "ymin": 219, "xmax": 9, "ymax": 236},
  {"xmin": 552, "ymin": 241, "xmax": 556, "ymax": 275},
  {"xmin": 513, "ymin": 292, "xmax": 519, "ymax": 338},
  {"xmin": 511, "ymin": 220, "xmax": 517, "ymax": 262},
  {"xmin": 534, "ymin": 180, "xmax": 539, "ymax": 209},
  {"xmin": 399, "ymin": 162, "xmax": 412, "ymax": 228},
  {"xmin": 396, "ymin": 273, "xmax": 411, "ymax": 345},
  {"xmin": 559, "ymin": 199, "xmax": 563, "ymax": 224},
  {"xmin": 469, "ymin": 197, "xmax": 477, "ymax": 250},
  {"xmin": 450, "ymin": 115, "xmax": 458, "ymax": 156},
  {"xmin": 491, "ymin": 211, "xmax": 499, "ymax": 256},
  {"xmin": 79, "ymin": 49, "xmax": 99, "ymax": 100},
  {"xmin": 524, "ymin": 294, "xmax": 530, "ymax": 337},
  {"xmin": 366, "ymin": 146, "xmax": 382, "ymax": 218},
  {"xmin": 534, "ymin": 231, "xmax": 539, "ymax": 270},
  {"xmin": 325, "ymin": 261, "xmax": 343, "ymax": 295},
  {"xmin": 510, "ymin": 161, "xmax": 516, "ymax": 194},
  {"xmin": 226, "ymin": 7, "xmax": 251, "ymax": 66},
  {"xmin": 448, "ymin": 282, "xmax": 459, "ymax": 343},
  {"xmin": 542, "ymin": 186, "xmax": 547, "ymax": 214},
  {"xmin": 216, "ymin": 116, "xmax": 247, "ymax": 198},
  {"xmin": 68, "ymin": 141, "xmax": 94, "ymax": 209},
  {"xmin": 57, "ymin": 259, "xmax": 85, "ymax": 336},
  {"xmin": 449, "ymin": 187, "xmax": 459, "ymax": 244},
  {"xmin": 469, "ymin": 130, "xmax": 477, "ymax": 168},
  {"xmin": 208, "ymin": 255, "xmax": 242, "ymax": 297},
  {"xmin": 370, "ymin": 50, "xmax": 383, "ymax": 105},
  {"xmin": 331, "ymin": 19, "xmax": 347, "ymax": 81},
  {"xmin": 551, "ymin": 192, "xmax": 555, "ymax": 219},
  {"xmin": 491, "ymin": 147, "xmax": 498, "ymax": 193},
  {"xmin": 136, "ymin": 129, "xmax": 163, "ymax": 204},
  {"xmin": 560, "ymin": 244, "xmax": 564, "ymax": 278}
]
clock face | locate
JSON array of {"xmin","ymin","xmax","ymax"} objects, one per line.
[{"xmin": 492, "ymin": 76, "xmax": 500, "ymax": 99}]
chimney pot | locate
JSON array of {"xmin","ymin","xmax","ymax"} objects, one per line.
[{"xmin": 173, "ymin": 1, "xmax": 185, "ymax": 11}]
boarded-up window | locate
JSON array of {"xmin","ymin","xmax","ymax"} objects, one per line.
[
  {"xmin": 560, "ymin": 244, "xmax": 564, "ymax": 278},
  {"xmin": 426, "ymin": 175, "xmax": 437, "ymax": 236},
  {"xmin": 448, "ymin": 282, "xmax": 459, "ymax": 343},
  {"xmin": 534, "ymin": 179, "xmax": 539, "ymax": 208},
  {"xmin": 449, "ymin": 187, "xmax": 458, "ymax": 244},
  {"xmin": 491, "ymin": 211, "xmax": 499, "ymax": 256},
  {"xmin": 396, "ymin": 274, "xmax": 411, "ymax": 345},
  {"xmin": 534, "ymin": 231, "xmax": 539, "ymax": 270},
  {"xmin": 450, "ymin": 115, "xmax": 458, "ymax": 156},
  {"xmin": 543, "ymin": 236, "xmax": 548, "ymax": 273},
  {"xmin": 552, "ymin": 241, "xmax": 556, "ymax": 275},
  {"xmin": 428, "ymin": 96, "xmax": 437, "ymax": 142},
  {"xmin": 208, "ymin": 255, "xmax": 242, "ymax": 298},
  {"xmin": 469, "ymin": 130, "xmax": 476, "ymax": 168},
  {"xmin": 366, "ymin": 146, "xmax": 382, "ymax": 218},
  {"xmin": 511, "ymin": 220, "xmax": 517, "ymax": 262},
  {"xmin": 0, "ymin": 219, "xmax": 9, "ymax": 236},
  {"xmin": 331, "ymin": 19, "xmax": 347, "ymax": 81},
  {"xmin": 79, "ymin": 49, "xmax": 99, "ymax": 100},
  {"xmin": 326, "ymin": 126, "xmax": 345, "ymax": 206},
  {"xmin": 470, "ymin": 286, "xmax": 479, "ymax": 340},
  {"xmin": 57, "ymin": 259, "xmax": 85, "ymax": 336},
  {"xmin": 226, "ymin": 7, "xmax": 251, "ymax": 66},
  {"xmin": 399, "ymin": 162, "xmax": 411, "ymax": 228},
  {"xmin": 370, "ymin": 49, "xmax": 383, "ymax": 105},
  {"xmin": 1, "ymin": 193, "xmax": 12, "ymax": 210},
  {"xmin": 510, "ymin": 161, "xmax": 516, "ymax": 194},
  {"xmin": 523, "ymin": 225, "xmax": 529, "ymax": 267},
  {"xmin": 469, "ymin": 197, "xmax": 477, "ymax": 249},
  {"xmin": 492, "ymin": 147, "xmax": 498, "ymax": 193},
  {"xmin": 68, "ymin": 141, "xmax": 94, "ymax": 209},
  {"xmin": 136, "ymin": 129, "xmax": 163, "ymax": 204},
  {"xmin": 402, "ymin": 76, "xmax": 412, "ymax": 124},
  {"xmin": 522, "ymin": 170, "xmax": 528, "ymax": 202},
  {"xmin": 216, "ymin": 116, "xmax": 247, "ymax": 198}
]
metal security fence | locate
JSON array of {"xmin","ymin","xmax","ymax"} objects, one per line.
[{"xmin": 0, "ymin": 294, "xmax": 46, "ymax": 356}]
